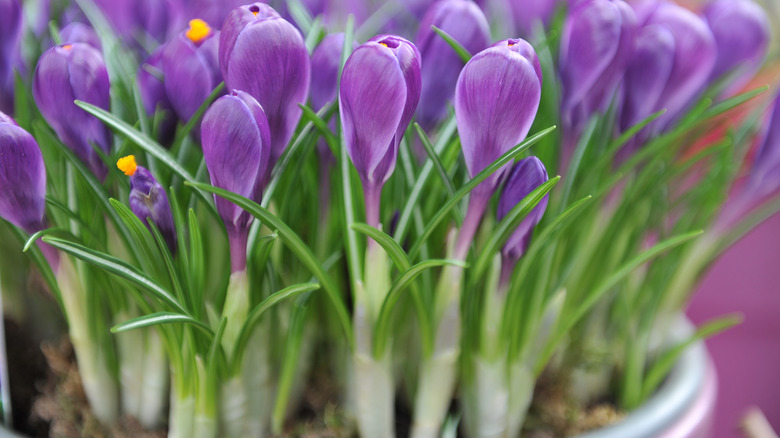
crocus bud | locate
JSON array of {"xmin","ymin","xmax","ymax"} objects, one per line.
[
  {"xmin": 33, "ymin": 42, "xmax": 112, "ymax": 179},
  {"xmin": 415, "ymin": 0, "xmax": 490, "ymax": 130},
  {"xmin": 138, "ymin": 48, "xmax": 178, "ymax": 146},
  {"xmin": 340, "ymin": 35, "xmax": 421, "ymax": 227},
  {"xmin": 508, "ymin": 0, "xmax": 561, "ymax": 38},
  {"xmin": 559, "ymin": 0, "xmax": 636, "ymax": 138},
  {"xmin": 497, "ymin": 156, "xmax": 549, "ymax": 263},
  {"xmin": 117, "ymin": 156, "xmax": 177, "ymax": 252},
  {"xmin": 704, "ymin": 0, "xmax": 770, "ymax": 94},
  {"xmin": 747, "ymin": 93, "xmax": 780, "ymax": 201},
  {"xmin": 622, "ymin": 1, "xmax": 716, "ymax": 132},
  {"xmin": 162, "ymin": 19, "xmax": 222, "ymax": 126},
  {"xmin": 453, "ymin": 38, "xmax": 542, "ymax": 259},
  {"xmin": 59, "ymin": 22, "xmax": 102, "ymax": 49},
  {"xmin": 220, "ymin": 3, "xmax": 310, "ymax": 166},
  {"xmin": 310, "ymin": 33, "xmax": 352, "ymax": 113},
  {"xmin": 0, "ymin": 0, "xmax": 23, "ymax": 114},
  {"xmin": 201, "ymin": 90, "xmax": 271, "ymax": 272},
  {"xmin": 0, "ymin": 112, "xmax": 47, "ymax": 234},
  {"xmin": 455, "ymin": 38, "xmax": 542, "ymax": 196}
]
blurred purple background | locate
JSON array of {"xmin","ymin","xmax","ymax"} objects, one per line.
[{"xmin": 688, "ymin": 213, "xmax": 780, "ymax": 437}]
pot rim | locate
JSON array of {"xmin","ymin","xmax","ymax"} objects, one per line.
[{"xmin": 576, "ymin": 317, "xmax": 715, "ymax": 438}]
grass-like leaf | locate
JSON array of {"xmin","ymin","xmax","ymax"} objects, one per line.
[
  {"xmin": 431, "ymin": 25, "xmax": 472, "ymax": 64},
  {"xmin": 272, "ymin": 294, "xmax": 312, "ymax": 434},
  {"xmin": 186, "ymin": 181, "xmax": 354, "ymax": 348},
  {"xmin": 533, "ymin": 230, "xmax": 703, "ymax": 375},
  {"xmin": 415, "ymin": 123, "xmax": 456, "ymax": 197},
  {"xmin": 230, "ymin": 283, "xmax": 320, "ymax": 374},
  {"xmin": 351, "ymin": 223, "xmax": 433, "ymax": 354},
  {"xmin": 42, "ymin": 235, "xmax": 188, "ymax": 314},
  {"xmin": 471, "ymin": 176, "xmax": 561, "ymax": 281},
  {"xmin": 641, "ymin": 314, "xmax": 741, "ymax": 400},
  {"xmin": 372, "ymin": 259, "xmax": 467, "ymax": 359},
  {"xmin": 408, "ymin": 126, "xmax": 557, "ymax": 259},
  {"xmin": 110, "ymin": 312, "xmax": 214, "ymax": 338}
]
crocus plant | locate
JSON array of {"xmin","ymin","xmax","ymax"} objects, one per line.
[{"xmin": 0, "ymin": 0, "xmax": 776, "ymax": 437}]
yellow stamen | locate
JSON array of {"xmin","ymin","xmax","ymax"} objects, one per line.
[
  {"xmin": 379, "ymin": 42, "xmax": 388, "ymax": 47},
  {"xmin": 186, "ymin": 19, "xmax": 211, "ymax": 44},
  {"xmin": 252, "ymin": 11, "xmax": 258, "ymax": 16},
  {"xmin": 62, "ymin": 44, "xmax": 72, "ymax": 51},
  {"xmin": 507, "ymin": 41, "xmax": 515, "ymax": 47},
  {"xmin": 117, "ymin": 155, "xmax": 137, "ymax": 176}
]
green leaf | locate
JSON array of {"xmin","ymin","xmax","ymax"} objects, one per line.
[
  {"xmin": 471, "ymin": 176, "xmax": 561, "ymax": 281},
  {"xmin": 351, "ymin": 223, "xmax": 433, "ymax": 354},
  {"xmin": 702, "ymin": 86, "xmax": 768, "ymax": 120},
  {"xmin": 272, "ymin": 294, "xmax": 312, "ymax": 434},
  {"xmin": 73, "ymin": 100, "xmax": 215, "ymax": 208},
  {"xmin": 48, "ymin": 21, "xmax": 61, "ymax": 44},
  {"xmin": 187, "ymin": 181, "xmax": 353, "ymax": 348},
  {"xmin": 111, "ymin": 312, "xmax": 214, "ymax": 338},
  {"xmin": 431, "ymin": 25, "xmax": 472, "ymax": 64},
  {"xmin": 172, "ymin": 82, "xmax": 226, "ymax": 147},
  {"xmin": 534, "ymin": 230, "xmax": 703, "ymax": 374},
  {"xmin": 394, "ymin": 115, "xmax": 458, "ymax": 243},
  {"xmin": 42, "ymin": 236, "xmax": 188, "ymax": 314},
  {"xmin": 298, "ymin": 103, "xmax": 339, "ymax": 159},
  {"xmin": 12, "ymin": 227, "xmax": 62, "ymax": 307},
  {"xmin": 286, "ymin": 0, "xmax": 314, "ymax": 34},
  {"xmin": 641, "ymin": 314, "xmax": 741, "ymax": 399},
  {"xmin": 188, "ymin": 209, "xmax": 205, "ymax": 316},
  {"xmin": 409, "ymin": 126, "xmax": 557, "ymax": 258},
  {"xmin": 558, "ymin": 117, "xmax": 597, "ymax": 211},
  {"xmin": 415, "ymin": 123, "xmax": 457, "ymax": 197},
  {"xmin": 230, "ymin": 283, "xmax": 320, "ymax": 373},
  {"xmin": 305, "ymin": 17, "xmax": 325, "ymax": 54},
  {"xmin": 372, "ymin": 259, "xmax": 467, "ymax": 359}
]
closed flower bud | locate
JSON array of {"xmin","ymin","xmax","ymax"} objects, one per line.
[
  {"xmin": 163, "ymin": 18, "xmax": 222, "ymax": 126},
  {"xmin": 455, "ymin": 38, "xmax": 542, "ymax": 197},
  {"xmin": 339, "ymin": 35, "xmax": 421, "ymax": 226},
  {"xmin": 622, "ymin": 1, "xmax": 716, "ymax": 131},
  {"xmin": 0, "ymin": 0, "xmax": 22, "ymax": 114},
  {"xmin": 559, "ymin": 0, "xmax": 636, "ymax": 137},
  {"xmin": 310, "ymin": 33, "xmax": 352, "ymax": 113},
  {"xmin": 33, "ymin": 42, "xmax": 112, "ymax": 179},
  {"xmin": 220, "ymin": 3, "xmax": 310, "ymax": 166},
  {"xmin": 748, "ymin": 93, "xmax": 780, "ymax": 200},
  {"xmin": 201, "ymin": 90, "xmax": 271, "ymax": 272},
  {"xmin": 704, "ymin": 0, "xmax": 770, "ymax": 94},
  {"xmin": 509, "ymin": 0, "xmax": 562, "ymax": 38},
  {"xmin": 138, "ymin": 48, "xmax": 177, "ymax": 145},
  {"xmin": 415, "ymin": 0, "xmax": 490, "ymax": 130},
  {"xmin": 497, "ymin": 156, "xmax": 549, "ymax": 262},
  {"xmin": 0, "ymin": 112, "xmax": 47, "ymax": 234},
  {"xmin": 59, "ymin": 23, "xmax": 102, "ymax": 49},
  {"xmin": 117, "ymin": 156, "xmax": 177, "ymax": 252}
]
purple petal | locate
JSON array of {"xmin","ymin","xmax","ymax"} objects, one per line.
[
  {"xmin": 163, "ymin": 31, "xmax": 221, "ymax": 123},
  {"xmin": 415, "ymin": 0, "xmax": 490, "ymax": 129},
  {"xmin": 310, "ymin": 33, "xmax": 350, "ymax": 112},
  {"xmin": 129, "ymin": 166, "xmax": 177, "ymax": 252},
  {"xmin": 704, "ymin": 0, "xmax": 769, "ymax": 93},
  {"xmin": 339, "ymin": 42, "xmax": 407, "ymax": 186},
  {"xmin": 621, "ymin": 24, "xmax": 675, "ymax": 131},
  {"xmin": 59, "ymin": 22, "xmax": 102, "ymax": 49},
  {"xmin": 201, "ymin": 90, "xmax": 271, "ymax": 230},
  {"xmin": 749, "ymin": 93, "xmax": 780, "ymax": 198},
  {"xmin": 221, "ymin": 6, "xmax": 310, "ymax": 165},
  {"xmin": 455, "ymin": 39, "xmax": 542, "ymax": 195},
  {"xmin": 497, "ymin": 156, "xmax": 549, "ymax": 260},
  {"xmin": 0, "ymin": 117, "xmax": 47, "ymax": 233}
]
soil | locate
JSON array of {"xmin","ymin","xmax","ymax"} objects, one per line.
[{"xmin": 5, "ymin": 320, "xmax": 623, "ymax": 437}]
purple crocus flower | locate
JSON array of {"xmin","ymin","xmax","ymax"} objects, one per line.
[
  {"xmin": 220, "ymin": 3, "xmax": 310, "ymax": 167},
  {"xmin": 93, "ymin": 0, "xmax": 182, "ymax": 45},
  {"xmin": 621, "ymin": 1, "xmax": 716, "ymax": 133},
  {"xmin": 747, "ymin": 93, "xmax": 780, "ymax": 202},
  {"xmin": 201, "ymin": 90, "xmax": 271, "ymax": 272},
  {"xmin": 0, "ymin": 112, "xmax": 47, "ymax": 234},
  {"xmin": 138, "ymin": 48, "xmax": 178, "ymax": 146},
  {"xmin": 704, "ymin": 0, "xmax": 770, "ymax": 95},
  {"xmin": 508, "ymin": 0, "xmax": 562, "ymax": 38},
  {"xmin": 117, "ymin": 156, "xmax": 177, "ymax": 252},
  {"xmin": 59, "ymin": 23, "xmax": 102, "ymax": 49},
  {"xmin": 497, "ymin": 156, "xmax": 549, "ymax": 285},
  {"xmin": 185, "ymin": 0, "xmax": 255, "ymax": 29},
  {"xmin": 310, "ymin": 33, "xmax": 353, "ymax": 114},
  {"xmin": 162, "ymin": 18, "xmax": 222, "ymax": 130},
  {"xmin": 415, "ymin": 0, "xmax": 490, "ymax": 131},
  {"xmin": 339, "ymin": 35, "xmax": 421, "ymax": 227},
  {"xmin": 0, "ymin": 0, "xmax": 23, "ymax": 114},
  {"xmin": 453, "ymin": 38, "xmax": 542, "ymax": 258},
  {"xmin": 559, "ymin": 0, "xmax": 636, "ymax": 142},
  {"xmin": 33, "ymin": 43, "xmax": 112, "ymax": 179}
]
